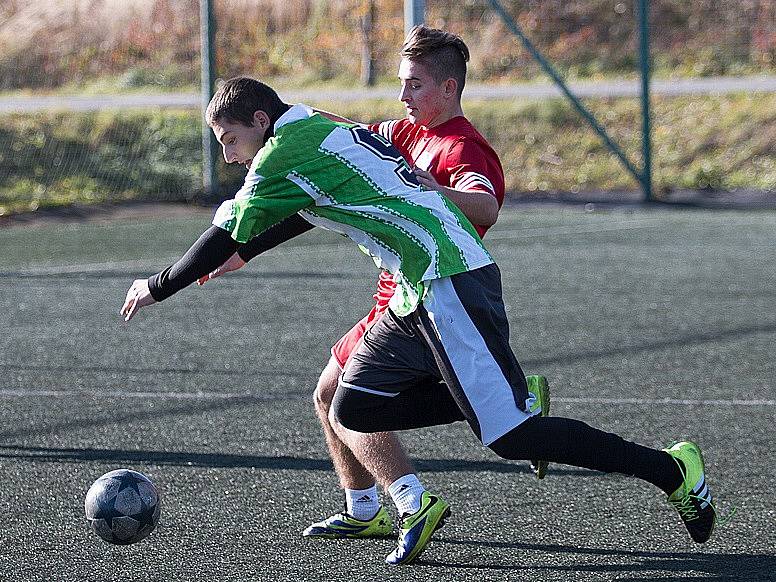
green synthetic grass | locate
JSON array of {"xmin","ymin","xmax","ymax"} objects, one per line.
[
  {"xmin": 1, "ymin": 93, "xmax": 774, "ymax": 215},
  {"xmin": 0, "ymin": 207, "xmax": 774, "ymax": 578}
]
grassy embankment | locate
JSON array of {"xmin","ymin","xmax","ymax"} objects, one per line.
[{"xmin": 1, "ymin": 92, "xmax": 774, "ymax": 215}]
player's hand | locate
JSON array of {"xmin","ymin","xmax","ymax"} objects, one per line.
[
  {"xmin": 120, "ymin": 278, "xmax": 157, "ymax": 322},
  {"xmin": 413, "ymin": 167, "xmax": 442, "ymax": 192},
  {"xmin": 197, "ymin": 252, "xmax": 246, "ymax": 285}
]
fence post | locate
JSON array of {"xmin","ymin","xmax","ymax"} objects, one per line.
[
  {"xmin": 638, "ymin": 0, "xmax": 653, "ymax": 201},
  {"xmin": 404, "ymin": 0, "xmax": 425, "ymax": 36},
  {"xmin": 200, "ymin": 0, "xmax": 218, "ymax": 197}
]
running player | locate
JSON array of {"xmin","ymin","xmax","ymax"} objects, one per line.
[
  {"xmin": 303, "ymin": 27, "xmax": 553, "ymax": 553},
  {"xmin": 121, "ymin": 76, "xmax": 728, "ymax": 566},
  {"xmin": 199, "ymin": 26, "xmax": 549, "ymax": 556}
]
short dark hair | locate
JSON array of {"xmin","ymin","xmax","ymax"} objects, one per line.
[
  {"xmin": 400, "ymin": 25, "xmax": 469, "ymax": 97},
  {"xmin": 206, "ymin": 76, "xmax": 289, "ymax": 128}
]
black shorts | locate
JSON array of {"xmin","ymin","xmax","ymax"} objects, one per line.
[{"xmin": 334, "ymin": 264, "xmax": 540, "ymax": 445}]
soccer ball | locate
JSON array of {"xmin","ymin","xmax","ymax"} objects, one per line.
[{"xmin": 85, "ymin": 469, "xmax": 161, "ymax": 545}]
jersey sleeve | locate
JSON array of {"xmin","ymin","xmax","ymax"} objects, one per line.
[
  {"xmin": 212, "ymin": 135, "xmax": 315, "ymax": 244},
  {"xmin": 213, "ymin": 174, "xmax": 314, "ymax": 244},
  {"xmin": 368, "ymin": 120, "xmax": 400, "ymax": 143},
  {"xmin": 236, "ymin": 213, "xmax": 315, "ymax": 262},
  {"xmin": 445, "ymin": 138, "xmax": 505, "ymax": 206}
]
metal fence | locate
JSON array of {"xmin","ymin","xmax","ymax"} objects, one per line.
[{"xmin": 0, "ymin": 0, "xmax": 774, "ymax": 214}]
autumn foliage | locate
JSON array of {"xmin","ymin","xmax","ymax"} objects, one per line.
[{"xmin": 1, "ymin": 0, "xmax": 774, "ymax": 90}]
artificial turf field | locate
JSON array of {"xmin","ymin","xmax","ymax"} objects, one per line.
[{"xmin": 0, "ymin": 204, "xmax": 774, "ymax": 581}]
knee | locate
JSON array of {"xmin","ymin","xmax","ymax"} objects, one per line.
[
  {"xmin": 313, "ymin": 378, "xmax": 337, "ymax": 417},
  {"xmin": 313, "ymin": 359, "xmax": 341, "ymax": 417},
  {"xmin": 488, "ymin": 437, "xmax": 511, "ymax": 459},
  {"xmin": 329, "ymin": 386, "xmax": 372, "ymax": 434},
  {"xmin": 487, "ymin": 425, "xmax": 530, "ymax": 461},
  {"xmin": 328, "ymin": 397, "xmax": 346, "ymax": 432},
  {"xmin": 328, "ymin": 391, "xmax": 354, "ymax": 433}
]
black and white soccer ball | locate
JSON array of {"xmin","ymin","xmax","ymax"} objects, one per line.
[{"xmin": 84, "ymin": 469, "xmax": 161, "ymax": 545}]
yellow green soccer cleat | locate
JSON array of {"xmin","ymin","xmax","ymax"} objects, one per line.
[
  {"xmin": 385, "ymin": 492, "xmax": 451, "ymax": 565},
  {"xmin": 527, "ymin": 374, "xmax": 551, "ymax": 479},
  {"xmin": 302, "ymin": 506, "xmax": 393, "ymax": 539},
  {"xmin": 663, "ymin": 440, "xmax": 733, "ymax": 544}
]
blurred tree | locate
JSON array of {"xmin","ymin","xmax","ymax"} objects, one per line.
[{"xmin": 359, "ymin": 0, "xmax": 377, "ymax": 86}]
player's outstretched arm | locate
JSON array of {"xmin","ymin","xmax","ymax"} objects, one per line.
[
  {"xmin": 120, "ymin": 278, "xmax": 157, "ymax": 321},
  {"xmin": 313, "ymin": 108, "xmax": 369, "ymax": 127},
  {"xmin": 198, "ymin": 213, "xmax": 314, "ymax": 286},
  {"xmin": 120, "ymin": 225, "xmax": 240, "ymax": 322},
  {"xmin": 197, "ymin": 252, "xmax": 246, "ymax": 286}
]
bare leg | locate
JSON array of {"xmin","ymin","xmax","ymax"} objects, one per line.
[
  {"xmin": 315, "ymin": 355, "xmax": 415, "ymax": 491},
  {"xmin": 314, "ymin": 357, "xmax": 374, "ymax": 489}
]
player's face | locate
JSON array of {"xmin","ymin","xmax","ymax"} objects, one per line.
[
  {"xmin": 211, "ymin": 112, "xmax": 270, "ymax": 169},
  {"xmin": 398, "ymin": 58, "xmax": 453, "ymax": 128}
]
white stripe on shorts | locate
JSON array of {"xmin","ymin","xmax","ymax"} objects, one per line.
[
  {"xmin": 423, "ymin": 276, "xmax": 536, "ymax": 445},
  {"xmin": 338, "ymin": 379, "xmax": 400, "ymax": 397}
]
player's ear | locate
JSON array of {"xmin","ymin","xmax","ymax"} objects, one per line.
[
  {"xmin": 252, "ymin": 110, "xmax": 271, "ymax": 130},
  {"xmin": 443, "ymin": 77, "xmax": 458, "ymax": 99}
]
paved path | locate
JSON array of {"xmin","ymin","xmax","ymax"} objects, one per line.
[{"xmin": 2, "ymin": 75, "xmax": 775, "ymax": 112}]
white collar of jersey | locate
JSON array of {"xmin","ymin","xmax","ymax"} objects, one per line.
[{"xmin": 274, "ymin": 103, "xmax": 314, "ymax": 132}]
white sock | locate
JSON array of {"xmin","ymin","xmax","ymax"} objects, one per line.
[
  {"xmin": 345, "ymin": 485, "xmax": 380, "ymax": 521},
  {"xmin": 388, "ymin": 474, "xmax": 425, "ymax": 516}
]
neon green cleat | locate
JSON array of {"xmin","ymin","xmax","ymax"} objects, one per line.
[
  {"xmin": 302, "ymin": 506, "xmax": 393, "ymax": 539},
  {"xmin": 385, "ymin": 492, "xmax": 451, "ymax": 565},
  {"xmin": 527, "ymin": 374, "xmax": 551, "ymax": 479},
  {"xmin": 663, "ymin": 440, "xmax": 733, "ymax": 543}
]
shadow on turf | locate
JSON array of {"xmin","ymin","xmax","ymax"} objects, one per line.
[
  {"xmin": 0, "ymin": 362, "xmax": 312, "ymax": 378},
  {"xmin": 0, "ymin": 270, "xmax": 349, "ymax": 280},
  {"xmin": 0, "ymin": 395, "xmax": 295, "ymax": 441},
  {"xmin": 521, "ymin": 322, "xmax": 776, "ymax": 369},
  {"xmin": 4, "ymin": 322, "xmax": 774, "ymax": 382},
  {"xmin": 422, "ymin": 538, "xmax": 775, "ymax": 580},
  {"xmin": 0, "ymin": 444, "xmax": 595, "ymax": 476}
]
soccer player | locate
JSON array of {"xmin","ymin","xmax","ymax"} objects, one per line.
[
  {"xmin": 121, "ymin": 76, "xmax": 726, "ymax": 566},
  {"xmin": 198, "ymin": 26, "xmax": 550, "ymax": 560}
]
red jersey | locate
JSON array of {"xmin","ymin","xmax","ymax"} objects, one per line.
[
  {"xmin": 370, "ymin": 116, "xmax": 505, "ymax": 237},
  {"xmin": 332, "ymin": 116, "xmax": 505, "ymax": 368}
]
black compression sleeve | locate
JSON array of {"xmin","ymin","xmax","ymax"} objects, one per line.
[
  {"xmin": 236, "ymin": 213, "xmax": 314, "ymax": 262},
  {"xmin": 148, "ymin": 226, "xmax": 240, "ymax": 302},
  {"xmin": 488, "ymin": 416, "xmax": 683, "ymax": 495}
]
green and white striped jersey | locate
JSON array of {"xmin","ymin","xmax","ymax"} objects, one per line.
[{"xmin": 213, "ymin": 104, "xmax": 493, "ymax": 315}]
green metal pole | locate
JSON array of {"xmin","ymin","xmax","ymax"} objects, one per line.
[
  {"xmin": 486, "ymin": 0, "xmax": 644, "ymax": 186},
  {"xmin": 404, "ymin": 0, "xmax": 425, "ymax": 36},
  {"xmin": 200, "ymin": 0, "xmax": 218, "ymax": 197},
  {"xmin": 637, "ymin": 0, "xmax": 653, "ymax": 201}
]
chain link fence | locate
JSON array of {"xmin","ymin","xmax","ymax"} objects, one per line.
[{"xmin": 0, "ymin": 0, "xmax": 774, "ymax": 214}]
